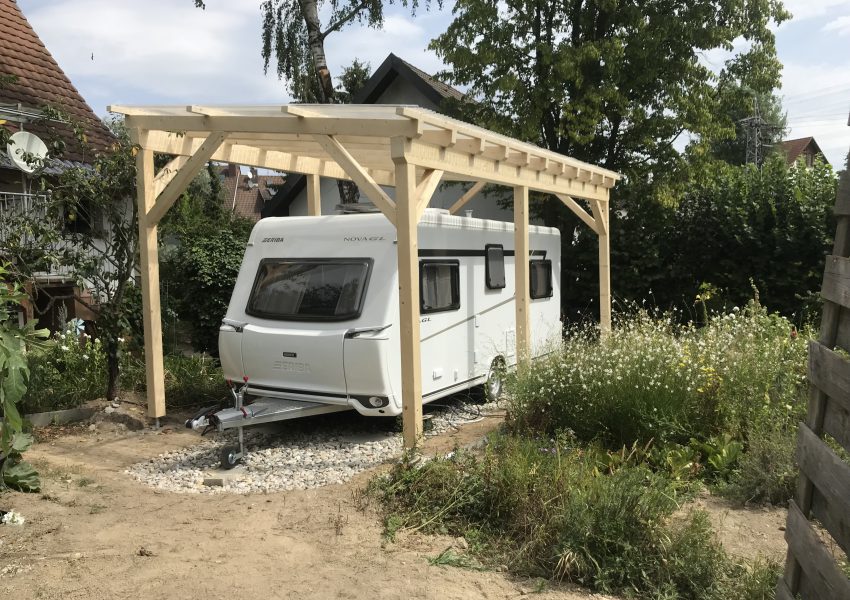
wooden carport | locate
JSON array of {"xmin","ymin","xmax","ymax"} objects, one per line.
[{"xmin": 108, "ymin": 104, "xmax": 621, "ymax": 448}]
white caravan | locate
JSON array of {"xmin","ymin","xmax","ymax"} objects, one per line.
[{"xmin": 192, "ymin": 209, "xmax": 561, "ymax": 467}]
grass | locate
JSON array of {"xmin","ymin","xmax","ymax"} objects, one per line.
[{"xmin": 371, "ymin": 301, "xmax": 801, "ymax": 598}]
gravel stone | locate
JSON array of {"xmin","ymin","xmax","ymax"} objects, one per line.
[{"xmin": 126, "ymin": 395, "xmax": 503, "ymax": 495}]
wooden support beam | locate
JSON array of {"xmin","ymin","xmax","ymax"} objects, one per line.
[
  {"xmin": 147, "ymin": 131, "xmax": 229, "ymax": 225},
  {"xmin": 134, "ymin": 143, "xmax": 166, "ymax": 419},
  {"xmin": 415, "ymin": 169, "xmax": 444, "ymax": 221},
  {"xmin": 315, "ymin": 135, "xmax": 397, "ymax": 225},
  {"xmin": 152, "ymin": 155, "xmax": 188, "ymax": 199},
  {"xmin": 448, "ymin": 181, "xmax": 486, "ymax": 215},
  {"xmin": 514, "ymin": 186, "xmax": 531, "ymax": 365},
  {"xmin": 556, "ymin": 194, "xmax": 599, "ymax": 234},
  {"xmin": 394, "ymin": 158, "xmax": 424, "ymax": 449},
  {"xmin": 591, "ymin": 198, "xmax": 612, "ymax": 336},
  {"xmin": 306, "ymin": 173, "xmax": 322, "ymax": 216}
]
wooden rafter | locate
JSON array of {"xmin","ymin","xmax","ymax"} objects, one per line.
[{"xmin": 414, "ymin": 169, "xmax": 444, "ymax": 220}]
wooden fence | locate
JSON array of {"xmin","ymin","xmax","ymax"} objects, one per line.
[{"xmin": 779, "ymin": 157, "xmax": 850, "ymax": 600}]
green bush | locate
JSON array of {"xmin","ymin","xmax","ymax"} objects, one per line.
[
  {"xmin": 22, "ymin": 324, "xmax": 108, "ymax": 413},
  {"xmin": 508, "ymin": 301, "xmax": 807, "ymax": 450},
  {"xmin": 120, "ymin": 353, "xmax": 229, "ymax": 409},
  {"xmin": 726, "ymin": 418, "xmax": 798, "ymax": 505},
  {"xmin": 373, "ymin": 434, "xmax": 773, "ymax": 599}
]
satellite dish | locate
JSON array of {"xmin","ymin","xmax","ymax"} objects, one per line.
[{"xmin": 6, "ymin": 131, "xmax": 49, "ymax": 173}]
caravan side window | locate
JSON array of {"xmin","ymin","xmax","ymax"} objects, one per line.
[
  {"xmin": 529, "ymin": 260, "xmax": 553, "ymax": 299},
  {"xmin": 420, "ymin": 260, "xmax": 460, "ymax": 313},
  {"xmin": 485, "ymin": 244, "xmax": 506, "ymax": 290}
]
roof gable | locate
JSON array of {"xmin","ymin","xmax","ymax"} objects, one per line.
[
  {"xmin": 778, "ymin": 136, "xmax": 827, "ymax": 166},
  {"xmin": 0, "ymin": 0, "xmax": 113, "ymax": 163}
]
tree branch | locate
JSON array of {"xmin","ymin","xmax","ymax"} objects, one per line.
[{"xmin": 321, "ymin": 0, "xmax": 371, "ymax": 40}]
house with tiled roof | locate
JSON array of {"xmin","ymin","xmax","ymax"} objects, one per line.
[
  {"xmin": 263, "ymin": 53, "xmax": 520, "ymax": 223},
  {"xmin": 217, "ymin": 164, "xmax": 285, "ymax": 222},
  {"xmin": 777, "ymin": 136, "xmax": 828, "ymax": 168},
  {"xmin": 1, "ymin": 0, "xmax": 115, "ymax": 329}
]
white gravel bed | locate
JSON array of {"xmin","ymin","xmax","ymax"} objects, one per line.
[{"xmin": 126, "ymin": 396, "xmax": 503, "ymax": 495}]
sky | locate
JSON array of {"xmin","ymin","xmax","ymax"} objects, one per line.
[{"xmin": 14, "ymin": 0, "xmax": 850, "ymax": 167}]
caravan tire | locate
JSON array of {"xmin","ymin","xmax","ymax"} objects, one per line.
[{"xmin": 486, "ymin": 357, "xmax": 506, "ymax": 402}]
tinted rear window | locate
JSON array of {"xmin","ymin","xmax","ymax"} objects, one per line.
[{"xmin": 247, "ymin": 259, "xmax": 373, "ymax": 321}]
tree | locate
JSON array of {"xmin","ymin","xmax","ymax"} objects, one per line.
[
  {"xmin": 430, "ymin": 0, "xmax": 789, "ymax": 179},
  {"xmin": 2, "ymin": 116, "xmax": 139, "ymax": 403}
]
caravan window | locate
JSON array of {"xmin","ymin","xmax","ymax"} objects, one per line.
[
  {"xmin": 420, "ymin": 261, "xmax": 460, "ymax": 313},
  {"xmin": 485, "ymin": 244, "xmax": 506, "ymax": 290},
  {"xmin": 246, "ymin": 258, "xmax": 373, "ymax": 321},
  {"xmin": 529, "ymin": 260, "xmax": 553, "ymax": 299}
]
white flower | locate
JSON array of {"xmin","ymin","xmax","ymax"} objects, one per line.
[
  {"xmin": 60, "ymin": 345, "xmax": 69, "ymax": 351},
  {"xmin": 1, "ymin": 510, "xmax": 25, "ymax": 526},
  {"xmin": 83, "ymin": 354, "xmax": 89, "ymax": 360},
  {"xmin": 118, "ymin": 337, "xmax": 125, "ymax": 343}
]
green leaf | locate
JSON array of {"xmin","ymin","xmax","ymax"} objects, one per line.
[
  {"xmin": 3, "ymin": 459, "xmax": 41, "ymax": 492},
  {"xmin": 10, "ymin": 432, "xmax": 33, "ymax": 453}
]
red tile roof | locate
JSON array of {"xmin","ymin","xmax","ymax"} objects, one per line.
[
  {"xmin": 777, "ymin": 137, "xmax": 826, "ymax": 166},
  {"xmin": 219, "ymin": 164, "xmax": 284, "ymax": 222},
  {"xmin": 0, "ymin": 0, "xmax": 113, "ymax": 164}
]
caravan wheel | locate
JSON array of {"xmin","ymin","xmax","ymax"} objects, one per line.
[{"xmin": 486, "ymin": 357, "xmax": 506, "ymax": 402}]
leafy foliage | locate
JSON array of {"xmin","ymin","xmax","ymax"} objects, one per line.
[
  {"xmin": 0, "ymin": 265, "xmax": 48, "ymax": 492},
  {"xmin": 373, "ymin": 436, "xmax": 778, "ymax": 599}
]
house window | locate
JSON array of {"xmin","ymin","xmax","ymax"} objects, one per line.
[
  {"xmin": 529, "ymin": 260, "xmax": 553, "ymax": 299},
  {"xmin": 420, "ymin": 260, "xmax": 460, "ymax": 313},
  {"xmin": 485, "ymin": 244, "xmax": 506, "ymax": 290},
  {"xmin": 64, "ymin": 199, "xmax": 97, "ymax": 235}
]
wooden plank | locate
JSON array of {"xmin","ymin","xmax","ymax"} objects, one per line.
[
  {"xmin": 592, "ymin": 199, "xmax": 612, "ymax": 336},
  {"xmin": 315, "ymin": 135, "xmax": 397, "ymax": 225},
  {"xmin": 394, "ymin": 159, "xmax": 423, "ymax": 449},
  {"xmin": 306, "ymin": 173, "xmax": 321, "ymax": 216},
  {"xmin": 823, "ymin": 394, "xmax": 850, "ymax": 454},
  {"xmin": 400, "ymin": 139, "xmax": 610, "ymax": 202},
  {"xmin": 555, "ymin": 194, "xmax": 599, "ymax": 234},
  {"xmin": 514, "ymin": 186, "xmax": 531, "ymax": 365},
  {"xmin": 134, "ymin": 145, "xmax": 166, "ymax": 419},
  {"xmin": 836, "ymin": 306, "xmax": 850, "ymax": 354},
  {"xmin": 822, "ymin": 255, "xmax": 850, "ymax": 309},
  {"xmin": 148, "ymin": 131, "xmax": 228, "ymax": 225},
  {"xmin": 784, "ymin": 500, "xmax": 850, "ymax": 600},
  {"xmin": 812, "ymin": 487, "xmax": 850, "ymax": 556},
  {"xmin": 447, "ymin": 181, "xmax": 485, "ymax": 215},
  {"xmin": 140, "ymin": 130, "xmax": 396, "ymax": 186},
  {"xmin": 414, "ymin": 169, "xmax": 444, "ymax": 221},
  {"xmin": 808, "ymin": 341, "xmax": 850, "ymax": 414},
  {"xmin": 152, "ymin": 155, "xmax": 188, "ymax": 198},
  {"xmin": 796, "ymin": 423, "xmax": 850, "ymax": 552}
]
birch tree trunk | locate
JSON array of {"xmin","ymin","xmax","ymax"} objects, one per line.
[{"xmin": 299, "ymin": 0, "xmax": 335, "ymax": 103}]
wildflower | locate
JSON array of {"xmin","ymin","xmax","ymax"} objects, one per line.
[
  {"xmin": 60, "ymin": 345, "xmax": 69, "ymax": 351},
  {"xmin": 118, "ymin": 337, "xmax": 125, "ymax": 343},
  {"xmin": 83, "ymin": 354, "xmax": 89, "ymax": 360}
]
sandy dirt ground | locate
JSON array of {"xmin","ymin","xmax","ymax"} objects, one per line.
[{"xmin": 0, "ymin": 413, "xmax": 787, "ymax": 600}]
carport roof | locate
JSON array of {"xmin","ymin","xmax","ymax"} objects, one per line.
[{"xmin": 108, "ymin": 103, "xmax": 620, "ymax": 201}]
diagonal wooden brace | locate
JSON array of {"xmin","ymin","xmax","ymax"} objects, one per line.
[
  {"xmin": 315, "ymin": 134, "xmax": 397, "ymax": 225},
  {"xmin": 147, "ymin": 131, "xmax": 229, "ymax": 225},
  {"xmin": 556, "ymin": 193, "xmax": 600, "ymax": 234},
  {"xmin": 415, "ymin": 169, "xmax": 444, "ymax": 221},
  {"xmin": 448, "ymin": 181, "xmax": 486, "ymax": 215}
]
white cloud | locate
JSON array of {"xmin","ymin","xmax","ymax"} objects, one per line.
[
  {"xmin": 823, "ymin": 15, "xmax": 850, "ymax": 35},
  {"xmin": 782, "ymin": 0, "xmax": 850, "ymax": 20},
  {"xmin": 19, "ymin": 0, "xmax": 286, "ymax": 112},
  {"xmin": 781, "ymin": 63, "xmax": 850, "ymax": 166}
]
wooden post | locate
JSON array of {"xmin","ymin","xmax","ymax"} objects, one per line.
[
  {"xmin": 394, "ymin": 156, "xmax": 424, "ymax": 449},
  {"xmin": 306, "ymin": 173, "xmax": 321, "ymax": 216},
  {"xmin": 135, "ymin": 143, "xmax": 166, "ymax": 419},
  {"xmin": 592, "ymin": 199, "xmax": 611, "ymax": 336},
  {"xmin": 514, "ymin": 186, "xmax": 531, "ymax": 365}
]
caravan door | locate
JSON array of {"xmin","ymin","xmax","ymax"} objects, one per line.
[{"xmin": 239, "ymin": 258, "xmax": 373, "ymax": 401}]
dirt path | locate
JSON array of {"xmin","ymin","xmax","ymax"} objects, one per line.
[
  {"xmin": 0, "ymin": 419, "xmax": 619, "ymax": 600},
  {"xmin": 0, "ymin": 418, "xmax": 786, "ymax": 599}
]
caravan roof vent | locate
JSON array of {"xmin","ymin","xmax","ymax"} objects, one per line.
[{"xmin": 423, "ymin": 208, "xmax": 450, "ymax": 216}]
